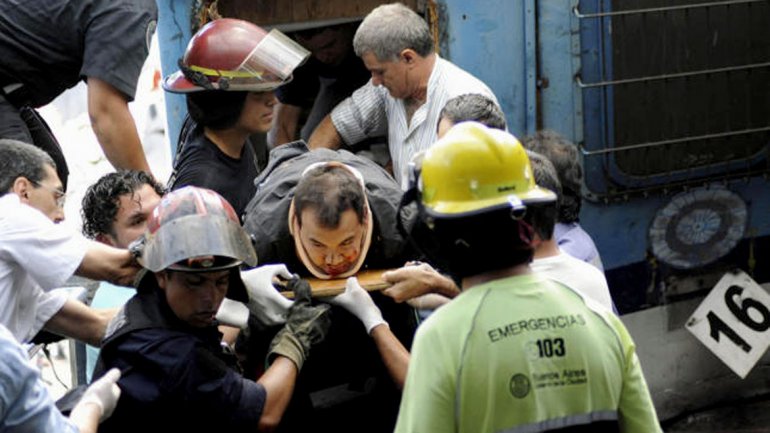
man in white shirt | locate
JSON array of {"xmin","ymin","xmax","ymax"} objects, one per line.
[
  {"xmin": 525, "ymin": 151, "xmax": 616, "ymax": 311},
  {"xmin": 0, "ymin": 139, "xmax": 140, "ymax": 344},
  {"xmin": 308, "ymin": 2, "xmax": 499, "ymax": 188}
]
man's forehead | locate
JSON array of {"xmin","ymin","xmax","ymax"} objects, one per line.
[
  {"xmin": 118, "ymin": 184, "xmax": 161, "ymax": 213},
  {"xmin": 300, "ymin": 207, "xmax": 362, "ymax": 231}
]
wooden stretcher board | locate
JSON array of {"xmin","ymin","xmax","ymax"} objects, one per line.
[{"xmin": 279, "ymin": 269, "xmax": 392, "ymax": 298}]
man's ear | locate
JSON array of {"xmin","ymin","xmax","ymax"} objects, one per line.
[
  {"xmin": 95, "ymin": 233, "xmax": 117, "ymax": 247},
  {"xmin": 11, "ymin": 177, "xmax": 31, "ymax": 201},
  {"xmin": 155, "ymin": 271, "xmax": 168, "ymax": 290},
  {"xmin": 400, "ymin": 49, "xmax": 418, "ymax": 66}
]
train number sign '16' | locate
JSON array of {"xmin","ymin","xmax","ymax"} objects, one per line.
[{"xmin": 686, "ymin": 270, "xmax": 770, "ymax": 379}]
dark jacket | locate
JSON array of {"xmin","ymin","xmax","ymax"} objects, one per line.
[
  {"xmin": 242, "ymin": 141, "xmax": 418, "ymax": 433},
  {"xmin": 95, "ymin": 278, "xmax": 265, "ymax": 433}
]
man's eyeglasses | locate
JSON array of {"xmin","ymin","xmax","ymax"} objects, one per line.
[{"xmin": 31, "ymin": 180, "xmax": 66, "ymax": 208}]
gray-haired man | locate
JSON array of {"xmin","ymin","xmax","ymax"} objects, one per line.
[{"xmin": 309, "ymin": 2, "xmax": 500, "ymax": 189}]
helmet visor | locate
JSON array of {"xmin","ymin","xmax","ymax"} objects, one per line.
[
  {"xmin": 239, "ymin": 29, "xmax": 310, "ymax": 83},
  {"xmin": 140, "ymin": 214, "xmax": 257, "ymax": 272},
  {"xmin": 164, "ymin": 28, "xmax": 310, "ymax": 93}
]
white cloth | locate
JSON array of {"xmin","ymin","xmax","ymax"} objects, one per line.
[
  {"xmin": 531, "ymin": 251, "xmax": 615, "ymax": 312},
  {"xmin": 331, "ymin": 56, "xmax": 499, "ymax": 188},
  {"xmin": 0, "ymin": 194, "xmax": 87, "ymax": 342}
]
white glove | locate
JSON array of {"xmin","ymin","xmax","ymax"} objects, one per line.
[
  {"xmin": 328, "ymin": 277, "xmax": 387, "ymax": 334},
  {"xmin": 79, "ymin": 368, "xmax": 121, "ymax": 422},
  {"xmin": 241, "ymin": 264, "xmax": 295, "ymax": 326},
  {"xmin": 216, "ymin": 298, "xmax": 250, "ymax": 329}
]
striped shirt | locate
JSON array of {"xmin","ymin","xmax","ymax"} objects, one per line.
[{"xmin": 330, "ymin": 56, "xmax": 499, "ymax": 188}]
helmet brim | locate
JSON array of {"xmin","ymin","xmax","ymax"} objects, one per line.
[
  {"xmin": 162, "ymin": 71, "xmax": 293, "ymax": 94},
  {"xmin": 162, "ymin": 71, "xmax": 199, "ymax": 93},
  {"xmin": 139, "ymin": 214, "xmax": 258, "ymax": 272},
  {"xmin": 425, "ymin": 185, "xmax": 557, "ymax": 217}
]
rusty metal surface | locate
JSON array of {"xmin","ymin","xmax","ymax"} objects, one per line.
[{"xmin": 215, "ymin": 0, "xmax": 420, "ymax": 29}]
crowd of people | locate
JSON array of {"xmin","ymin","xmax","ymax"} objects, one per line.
[{"xmin": 0, "ymin": 2, "xmax": 661, "ymax": 432}]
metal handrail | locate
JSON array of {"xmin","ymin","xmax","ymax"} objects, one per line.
[
  {"xmin": 584, "ymin": 167, "xmax": 770, "ymax": 202},
  {"xmin": 576, "ymin": 61, "xmax": 770, "ymax": 88},
  {"xmin": 573, "ymin": 0, "xmax": 767, "ymax": 19},
  {"xmin": 580, "ymin": 126, "xmax": 770, "ymax": 156}
]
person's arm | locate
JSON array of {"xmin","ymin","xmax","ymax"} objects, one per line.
[
  {"xmin": 255, "ymin": 357, "xmax": 298, "ymax": 431},
  {"xmin": 370, "ymin": 324, "xmax": 410, "ymax": 389},
  {"xmin": 75, "ymin": 240, "xmax": 141, "ymax": 287},
  {"xmin": 261, "ymin": 278, "xmax": 331, "ymax": 430},
  {"xmin": 218, "ymin": 325, "xmax": 241, "ymax": 347},
  {"xmin": 69, "ymin": 368, "xmax": 122, "ymax": 433},
  {"xmin": 272, "ymin": 103, "xmax": 303, "ymax": 146},
  {"xmin": 307, "ymin": 114, "xmax": 343, "ymax": 150},
  {"xmin": 382, "ymin": 262, "xmax": 460, "ymax": 303},
  {"xmin": 68, "ymin": 402, "xmax": 101, "ymax": 433},
  {"xmin": 327, "ymin": 277, "xmax": 410, "ymax": 387},
  {"xmin": 43, "ymin": 299, "xmax": 117, "ymax": 346},
  {"xmin": 87, "ymin": 77, "xmax": 152, "ymax": 174},
  {"xmin": 0, "ymin": 328, "xmax": 85, "ymax": 433},
  {"xmin": 308, "ymin": 81, "xmax": 387, "ymax": 150},
  {"xmin": 405, "ymin": 293, "xmax": 453, "ymax": 310}
]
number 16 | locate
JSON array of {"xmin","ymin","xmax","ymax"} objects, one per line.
[{"xmin": 708, "ymin": 285, "xmax": 770, "ymax": 353}]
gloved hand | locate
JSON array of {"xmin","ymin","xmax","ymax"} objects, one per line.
[
  {"xmin": 127, "ymin": 234, "xmax": 145, "ymax": 261},
  {"xmin": 241, "ymin": 264, "xmax": 295, "ymax": 327},
  {"xmin": 215, "ymin": 298, "xmax": 250, "ymax": 329},
  {"xmin": 328, "ymin": 277, "xmax": 387, "ymax": 334},
  {"xmin": 268, "ymin": 278, "xmax": 331, "ymax": 370},
  {"xmin": 79, "ymin": 368, "xmax": 122, "ymax": 422}
]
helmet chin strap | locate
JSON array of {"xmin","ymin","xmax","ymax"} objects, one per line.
[
  {"xmin": 517, "ymin": 218, "xmax": 535, "ymax": 246},
  {"xmin": 179, "ymin": 59, "xmax": 216, "ymax": 90}
]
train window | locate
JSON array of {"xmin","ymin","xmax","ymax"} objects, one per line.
[{"xmin": 577, "ymin": 0, "xmax": 770, "ymax": 195}]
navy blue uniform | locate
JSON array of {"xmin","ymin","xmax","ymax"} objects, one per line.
[{"xmin": 95, "ymin": 285, "xmax": 266, "ymax": 433}]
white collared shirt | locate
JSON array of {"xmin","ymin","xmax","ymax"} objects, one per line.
[
  {"xmin": 531, "ymin": 250, "xmax": 615, "ymax": 312},
  {"xmin": 331, "ymin": 56, "xmax": 499, "ymax": 188},
  {"xmin": 0, "ymin": 193, "xmax": 87, "ymax": 342}
]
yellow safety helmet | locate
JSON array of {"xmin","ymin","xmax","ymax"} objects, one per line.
[{"xmin": 418, "ymin": 121, "xmax": 556, "ymax": 218}]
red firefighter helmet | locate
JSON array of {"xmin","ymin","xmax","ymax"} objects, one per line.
[
  {"xmin": 163, "ymin": 18, "xmax": 310, "ymax": 93},
  {"xmin": 140, "ymin": 186, "xmax": 257, "ymax": 272}
]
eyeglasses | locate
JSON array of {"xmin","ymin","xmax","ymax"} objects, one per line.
[{"xmin": 30, "ymin": 180, "xmax": 66, "ymax": 208}]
